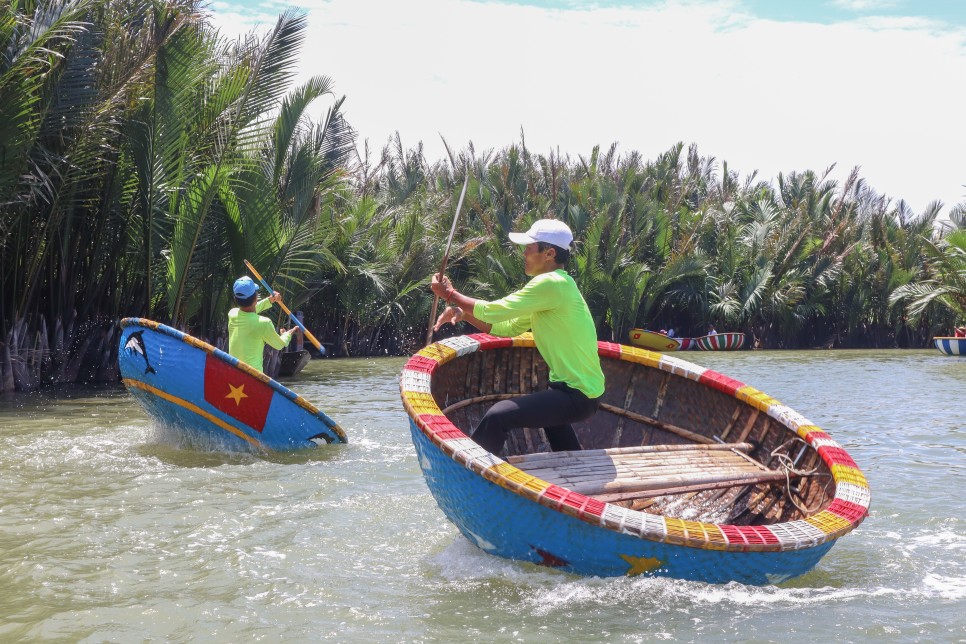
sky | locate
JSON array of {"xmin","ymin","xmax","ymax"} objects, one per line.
[{"xmin": 207, "ymin": 0, "xmax": 966, "ymax": 215}]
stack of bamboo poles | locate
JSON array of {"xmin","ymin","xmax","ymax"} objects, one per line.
[{"xmin": 507, "ymin": 442, "xmax": 796, "ymax": 503}]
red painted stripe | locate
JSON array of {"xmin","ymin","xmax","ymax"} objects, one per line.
[
  {"xmin": 817, "ymin": 445, "xmax": 858, "ymax": 468},
  {"xmin": 417, "ymin": 414, "xmax": 465, "ymax": 440},
  {"xmin": 541, "ymin": 485, "xmax": 604, "ymax": 517},
  {"xmin": 698, "ymin": 370, "xmax": 745, "ymax": 396},
  {"xmin": 720, "ymin": 524, "xmax": 780, "ymax": 546},
  {"xmin": 827, "ymin": 498, "xmax": 868, "ymax": 523},
  {"xmin": 598, "ymin": 341, "xmax": 622, "ymax": 358},
  {"xmin": 467, "ymin": 333, "xmax": 513, "ymax": 349},
  {"xmin": 404, "ymin": 355, "xmax": 440, "ymax": 373},
  {"xmin": 803, "ymin": 430, "xmax": 832, "ymax": 443}
]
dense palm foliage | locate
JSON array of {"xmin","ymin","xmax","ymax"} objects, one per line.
[
  {"xmin": 1, "ymin": 2, "xmax": 963, "ymax": 392},
  {"xmin": 0, "ymin": 0, "xmax": 352, "ymax": 389}
]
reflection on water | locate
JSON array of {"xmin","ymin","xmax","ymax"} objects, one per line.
[{"xmin": 0, "ymin": 350, "xmax": 963, "ymax": 641}]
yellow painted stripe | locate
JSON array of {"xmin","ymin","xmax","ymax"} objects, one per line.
[
  {"xmin": 622, "ymin": 347, "xmax": 661, "ymax": 367},
  {"xmin": 804, "ymin": 510, "xmax": 853, "ymax": 535},
  {"xmin": 491, "ymin": 462, "xmax": 551, "ymax": 495},
  {"xmin": 416, "ymin": 344, "xmax": 457, "ymax": 362},
  {"xmin": 831, "ymin": 464, "xmax": 869, "ymax": 488},
  {"xmin": 402, "ymin": 391, "xmax": 441, "ymax": 415},
  {"xmin": 122, "ymin": 378, "xmax": 261, "ymax": 447},
  {"xmin": 510, "ymin": 333, "xmax": 536, "ymax": 348},
  {"xmin": 736, "ymin": 386, "xmax": 780, "ymax": 412}
]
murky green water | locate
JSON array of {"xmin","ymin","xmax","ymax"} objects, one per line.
[{"xmin": 0, "ymin": 350, "xmax": 962, "ymax": 642}]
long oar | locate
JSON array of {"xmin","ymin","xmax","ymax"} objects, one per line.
[
  {"xmin": 243, "ymin": 259, "xmax": 323, "ymax": 351},
  {"xmin": 425, "ymin": 173, "xmax": 470, "ymax": 346}
]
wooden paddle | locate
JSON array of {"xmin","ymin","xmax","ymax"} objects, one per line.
[
  {"xmin": 243, "ymin": 259, "xmax": 323, "ymax": 351},
  {"xmin": 425, "ymin": 173, "xmax": 470, "ymax": 347}
]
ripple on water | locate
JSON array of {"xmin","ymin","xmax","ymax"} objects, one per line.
[{"xmin": 0, "ymin": 353, "xmax": 963, "ymax": 641}]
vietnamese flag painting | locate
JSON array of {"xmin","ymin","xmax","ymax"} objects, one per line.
[{"xmin": 203, "ymin": 356, "xmax": 273, "ymax": 432}]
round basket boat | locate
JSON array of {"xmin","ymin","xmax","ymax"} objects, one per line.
[
  {"xmin": 694, "ymin": 332, "xmax": 745, "ymax": 351},
  {"xmin": 628, "ymin": 328, "xmax": 682, "ymax": 352},
  {"xmin": 119, "ymin": 318, "xmax": 346, "ymax": 450},
  {"xmin": 934, "ymin": 336, "xmax": 966, "ymax": 356},
  {"xmin": 400, "ymin": 333, "xmax": 869, "ymax": 584}
]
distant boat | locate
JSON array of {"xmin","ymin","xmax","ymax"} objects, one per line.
[
  {"xmin": 694, "ymin": 332, "xmax": 745, "ymax": 351},
  {"xmin": 934, "ymin": 336, "xmax": 966, "ymax": 356},
  {"xmin": 628, "ymin": 328, "xmax": 682, "ymax": 351},
  {"xmin": 278, "ymin": 349, "xmax": 311, "ymax": 377},
  {"xmin": 400, "ymin": 333, "xmax": 869, "ymax": 584},
  {"xmin": 118, "ymin": 318, "xmax": 346, "ymax": 450}
]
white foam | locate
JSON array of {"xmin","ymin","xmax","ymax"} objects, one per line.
[{"xmin": 923, "ymin": 573, "xmax": 966, "ymax": 600}]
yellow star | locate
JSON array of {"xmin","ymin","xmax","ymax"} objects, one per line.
[
  {"xmin": 225, "ymin": 383, "xmax": 248, "ymax": 406},
  {"xmin": 620, "ymin": 554, "xmax": 664, "ymax": 576}
]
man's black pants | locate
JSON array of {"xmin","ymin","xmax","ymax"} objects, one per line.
[{"xmin": 470, "ymin": 382, "xmax": 601, "ymax": 455}]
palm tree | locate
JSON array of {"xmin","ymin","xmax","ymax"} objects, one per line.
[{"xmin": 890, "ymin": 226, "xmax": 966, "ymax": 333}]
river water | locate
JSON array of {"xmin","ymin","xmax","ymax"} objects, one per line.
[{"xmin": 0, "ymin": 349, "xmax": 962, "ymax": 642}]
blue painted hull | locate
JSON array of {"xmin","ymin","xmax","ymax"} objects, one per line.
[
  {"xmin": 410, "ymin": 420, "xmax": 833, "ymax": 584},
  {"xmin": 119, "ymin": 318, "xmax": 345, "ymax": 450}
]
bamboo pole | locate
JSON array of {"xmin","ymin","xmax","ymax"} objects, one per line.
[
  {"xmin": 518, "ymin": 456, "xmax": 761, "ymax": 481},
  {"xmin": 591, "ymin": 471, "xmax": 801, "ymax": 503},
  {"xmin": 506, "ymin": 441, "xmax": 753, "ymax": 465},
  {"xmin": 598, "ymin": 403, "xmax": 716, "ymax": 444}
]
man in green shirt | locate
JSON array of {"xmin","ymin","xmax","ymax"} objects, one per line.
[
  {"xmin": 431, "ymin": 219, "xmax": 605, "ymax": 455},
  {"xmin": 228, "ymin": 276, "xmax": 294, "ymax": 373}
]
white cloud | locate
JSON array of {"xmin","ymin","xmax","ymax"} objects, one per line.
[
  {"xmin": 830, "ymin": 0, "xmax": 899, "ymax": 12},
  {"xmin": 211, "ymin": 0, "xmax": 966, "ymax": 213}
]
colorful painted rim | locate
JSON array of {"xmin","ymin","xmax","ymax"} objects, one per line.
[
  {"xmin": 934, "ymin": 337, "xmax": 966, "ymax": 356},
  {"xmin": 120, "ymin": 318, "xmax": 347, "ymax": 444},
  {"xmin": 400, "ymin": 333, "xmax": 870, "ymax": 553}
]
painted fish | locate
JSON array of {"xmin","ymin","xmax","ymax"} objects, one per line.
[{"xmin": 124, "ymin": 330, "xmax": 156, "ymax": 375}]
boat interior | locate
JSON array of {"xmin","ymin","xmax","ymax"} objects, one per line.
[{"xmin": 431, "ymin": 346, "xmax": 836, "ymax": 525}]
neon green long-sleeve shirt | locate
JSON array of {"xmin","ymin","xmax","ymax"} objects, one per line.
[
  {"xmin": 227, "ymin": 298, "xmax": 293, "ymax": 373},
  {"xmin": 473, "ymin": 269, "xmax": 605, "ymax": 399}
]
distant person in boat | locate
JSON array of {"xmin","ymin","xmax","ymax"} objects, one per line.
[
  {"xmin": 955, "ymin": 326, "xmax": 966, "ymax": 338},
  {"xmin": 667, "ymin": 328, "xmax": 676, "ymax": 338},
  {"xmin": 228, "ymin": 276, "xmax": 293, "ymax": 373},
  {"xmin": 706, "ymin": 324, "xmax": 717, "ymax": 336},
  {"xmin": 431, "ymin": 218, "xmax": 605, "ymax": 455}
]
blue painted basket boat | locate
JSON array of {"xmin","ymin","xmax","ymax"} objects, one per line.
[
  {"xmin": 400, "ymin": 333, "xmax": 869, "ymax": 584},
  {"xmin": 119, "ymin": 318, "xmax": 346, "ymax": 450},
  {"xmin": 934, "ymin": 336, "xmax": 966, "ymax": 356},
  {"xmin": 694, "ymin": 332, "xmax": 745, "ymax": 350}
]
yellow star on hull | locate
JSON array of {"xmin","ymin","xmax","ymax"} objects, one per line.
[
  {"xmin": 225, "ymin": 383, "xmax": 248, "ymax": 405},
  {"xmin": 620, "ymin": 554, "xmax": 664, "ymax": 576}
]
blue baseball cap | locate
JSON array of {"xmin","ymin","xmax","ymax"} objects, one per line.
[{"xmin": 233, "ymin": 276, "xmax": 258, "ymax": 298}]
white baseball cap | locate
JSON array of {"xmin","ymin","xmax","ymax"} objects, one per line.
[{"xmin": 508, "ymin": 219, "xmax": 573, "ymax": 249}]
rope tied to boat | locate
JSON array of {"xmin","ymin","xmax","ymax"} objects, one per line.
[{"xmin": 771, "ymin": 439, "xmax": 830, "ymax": 514}]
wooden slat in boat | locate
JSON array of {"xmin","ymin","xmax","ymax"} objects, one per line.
[{"xmin": 508, "ymin": 442, "xmax": 798, "ymax": 502}]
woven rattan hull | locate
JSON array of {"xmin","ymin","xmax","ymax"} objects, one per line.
[
  {"xmin": 694, "ymin": 332, "xmax": 745, "ymax": 350},
  {"xmin": 934, "ymin": 336, "xmax": 966, "ymax": 356},
  {"xmin": 400, "ymin": 333, "xmax": 869, "ymax": 584},
  {"xmin": 119, "ymin": 318, "xmax": 346, "ymax": 450}
]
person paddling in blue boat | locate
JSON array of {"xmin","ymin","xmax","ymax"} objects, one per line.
[
  {"xmin": 228, "ymin": 276, "xmax": 294, "ymax": 373},
  {"xmin": 431, "ymin": 218, "xmax": 605, "ymax": 455}
]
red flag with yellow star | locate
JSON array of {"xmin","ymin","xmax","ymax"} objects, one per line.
[{"xmin": 203, "ymin": 356, "xmax": 273, "ymax": 432}]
